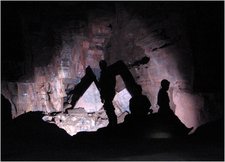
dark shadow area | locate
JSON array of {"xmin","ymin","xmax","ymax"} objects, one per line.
[
  {"xmin": 2, "ymin": 111, "xmax": 71, "ymax": 160},
  {"xmin": 119, "ymin": 83, "xmax": 192, "ymax": 140},
  {"xmin": 191, "ymin": 117, "xmax": 224, "ymax": 143},
  {"xmin": 1, "ymin": 110, "xmax": 223, "ymax": 160},
  {"xmin": 97, "ymin": 58, "xmax": 150, "ymax": 127},
  {"xmin": 67, "ymin": 59, "xmax": 147, "ymax": 127},
  {"xmin": 67, "ymin": 66, "xmax": 98, "ymax": 109},
  {"xmin": 99, "ymin": 60, "xmax": 117, "ymax": 127},
  {"xmin": 1, "ymin": 95, "xmax": 12, "ymax": 126},
  {"xmin": 1, "ymin": 81, "xmax": 223, "ymax": 160},
  {"xmin": 107, "ymin": 60, "xmax": 139, "ymax": 96}
]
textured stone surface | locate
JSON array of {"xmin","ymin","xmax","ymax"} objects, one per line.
[
  {"xmin": 42, "ymin": 108, "xmax": 109, "ymax": 136},
  {"xmin": 113, "ymin": 88, "xmax": 132, "ymax": 113},
  {"xmin": 42, "ymin": 90, "xmax": 130, "ymax": 136},
  {"xmin": 75, "ymin": 82, "xmax": 103, "ymax": 113},
  {"xmin": 2, "ymin": 2, "xmax": 223, "ymax": 134}
]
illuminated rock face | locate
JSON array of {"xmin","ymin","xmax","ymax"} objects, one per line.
[
  {"xmin": 41, "ymin": 83, "xmax": 129, "ymax": 136},
  {"xmin": 75, "ymin": 82, "xmax": 103, "ymax": 113},
  {"xmin": 2, "ymin": 5, "xmax": 113, "ymax": 118},
  {"xmin": 42, "ymin": 108, "xmax": 109, "ymax": 136},
  {"xmin": 2, "ymin": 3, "xmax": 221, "ymax": 134}
]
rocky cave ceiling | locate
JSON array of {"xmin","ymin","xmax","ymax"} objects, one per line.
[{"xmin": 1, "ymin": 2, "xmax": 223, "ymax": 135}]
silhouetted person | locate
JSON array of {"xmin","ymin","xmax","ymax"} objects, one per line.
[
  {"xmin": 120, "ymin": 84, "xmax": 152, "ymax": 138},
  {"xmin": 119, "ymin": 82, "xmax": 192, "ymax": 139},
  {"xmin": 124, "ymin": 84, "xmax": 152, "ymax": 129},
  {"xmin": 99, "ymin": 60, "xmax": 117, "ymax": 127},
  {"xmin": 157, "ymin": 79, "xmax": 193, "ymax": 135},
  {"xmin": 157, "ymin": 79, "xmax": 174, "ymax": 116},
  {"xmin": 129, "ymin": 84, "xmax": 152, "ymax": 119}
]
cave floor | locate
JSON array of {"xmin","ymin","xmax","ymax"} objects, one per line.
[{"xmin": 2, "ymin": 112, "xmax": 224, "ymax": 161}]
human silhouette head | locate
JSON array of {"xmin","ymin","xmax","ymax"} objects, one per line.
[
  {"xmin": 161, "ymin": 79, "xmax": 170, "ymax": 91},
  {"xmin": 129, "ymin": 95, "xmax": 151, "ymax": 117},
  {"xmin": 85, "ymin": 66, "xmax": 92, "ymax": 74},
  {"xmin": 99, "ymin": 60, "xmax": 107, "ymax": 70}
]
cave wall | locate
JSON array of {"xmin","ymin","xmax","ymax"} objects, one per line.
[
  {"xmin": 103, "ymin": 3, "xmax": 207, "ymax": 128},
  {"xmin": 2, "ymin": 2, "xmax": 223, "ymax": 129}
]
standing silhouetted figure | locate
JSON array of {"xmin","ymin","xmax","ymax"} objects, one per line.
[
  {"xmin": 157, "ymin": 79, "xmax": 193, "ymax": 135},
  {"xmin": 157, "ymin": 79, "xmax": 173, "ymax": 116},
  {"xmin": 99, "ymin": 60, "xmax": 117, "ymax": 127}
]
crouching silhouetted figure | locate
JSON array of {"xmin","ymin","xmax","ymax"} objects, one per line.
[
  {"xmin": 129, "ymin": 84, "xmax": 152, "ymax": 119},
  {"xmin": 124, "ymin": 85, "xmax": 152, "ymax": 128},
  {"xmin": 118, "ymin": 84, "xmax": 153, "ymax": 139},
  {"xmin": 99, "ymin": 60, "xmax": 117, "ymax": 127}
]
